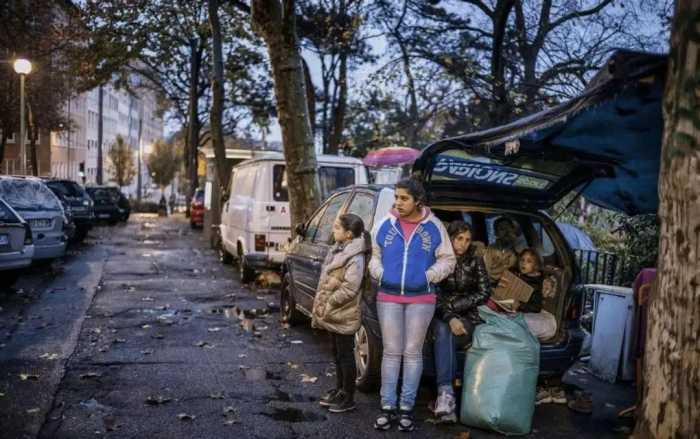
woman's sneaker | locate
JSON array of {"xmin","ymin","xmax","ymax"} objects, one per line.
[
  {"xmin": 434, "ymin": 390, "xmax": 456, "ymax": 417},
  {"xmin": 535, "ymin": 387, "xmax": 552, "ymax": 405},
  {"xmin": 319, "ymin": 388, "xmax": 340, "ymax": 407},
  {"xmin": 397, "ymin": 409, "xmax": 415, "ymax": 432},
  {"xmin": 374, "ymin": 407, "xmax": 395, "ymax": 430},
  {"xmin": 328, "ymin": 391, "xmax": 356, "ymax": 413},
  {"xmin": 549, "ymin": 387, "xmax": 567, "ymax": 404}
]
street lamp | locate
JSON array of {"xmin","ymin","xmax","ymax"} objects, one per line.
[{"xmin": 13, "ymin": 58, "xmax": 32, "ymax": 175}]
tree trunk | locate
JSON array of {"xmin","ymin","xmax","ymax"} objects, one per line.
[
  {"xmin": 328, "ymin": 51, "xmax": 347, "ymax": 155},
  {"xmin": 208, "ymin": 0, "xmax": 230, "ymax": 195},
  {"xmin": 97, "ymin": 85, "xmax": 104, "ymax": 185},
  {"xmin": 186, "ymin": 38, "xmax": 202, "ymax": 217},
  {"xmin": 27, "ymin": 105, "xmax": 38, "ymax": 176},
  {"xmin": 251, "ymin": 0, "xmax": 321, "ymax": 228},
  {"xmin": 302, "ymin": 57, "xmax": 316, "ymax": 136},
  {"xmin": 633, "ymin": 1, "xmax": 700, "ymax": 437},
  {"xmin": 489, "ymin": 0, "xmax": 515, "ymax": 126},
  {"xmin": 0, "ymin": 131, "xmax": 7, "ymax": 167}
]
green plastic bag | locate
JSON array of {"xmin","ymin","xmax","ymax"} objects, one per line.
[{"xmin": 459, "ymin": 306, "xmax": 540, "ymax": 435}]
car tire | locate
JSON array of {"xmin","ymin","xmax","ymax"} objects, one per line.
[
  {"xmin": 355, "ymin": 323, "xmax": 382, "ymax": 393},
  {"xmin": 280, "ymin": 273, "xmax": 304, "ymax": 326},
  {"xmin": 73, "ymin": 226, "xmax": 89, "ymax": 243},
  {"xmin": 219, "ymin": 245, "xmax": 233, "ymax": 265},
  {"xmin": 238, "ymin": 252, "xmax": 256, "ymax": 284},
  {"xmin": 0, "ymin": 270, "xmax": 21, "ymax": 289}
]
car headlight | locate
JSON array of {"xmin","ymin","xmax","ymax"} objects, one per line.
[{"xmin": 83, "ymin": 200, "xmax": 90, "ymax": 206}]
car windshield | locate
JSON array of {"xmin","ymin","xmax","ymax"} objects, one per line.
[
  {"xmin": 0, "ymin": 179, "xmax": 62, "ymax": 211},
  {"xmin": 88, "ymin": 188, "xmax": 117, "ymax": 202},
  {"xmin": 47, "ymin": 181, "xmax": 85, "ymax": 198}
]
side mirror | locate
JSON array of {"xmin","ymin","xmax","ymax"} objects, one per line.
[{"xmin": 295, "ymin": 223, "xmax": 306, "ymax": 238}]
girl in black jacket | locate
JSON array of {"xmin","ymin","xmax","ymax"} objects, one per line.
[{"xmin": 431, "ymin": 220, "xmax": 491, "ymax": 421}]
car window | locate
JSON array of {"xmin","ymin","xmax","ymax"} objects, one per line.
[
  {"xmin": 319, "ymin": 167, "xmax": 355, "ymax": 199},
  {"xmin": 0, "ymin": 179, "xmax": 62, "ymax": 211},
  {"xmin": 313, "ymin": 193, "xmax": 350, "ymax": 244},
  {"xmin": 274, "ymin": 165, "xmax": 355, "ymax": 201},
  {"xmin": 303, "ymin": 205, "xmax": 326, "ymax": 242},
  {"xmin": 345, "ymin": 192, "xmax": 375, "ymax": 231},
  {"xmin": 530, "ymin": 220, "xmax": 558, "ymax": 260},
  {"xmin": 47, "ymin": 181, "xmax": 84, "ymax": 197},
  {"xmin": 235, "ymin": 167, "xmax": 254, "ymax": 196},
  {"xmin": 0, "ymin": 200, "xmax": 20, "ymax": 223},
  {"xmin": 273, "ymin": 164, "xmax": 288, "ymax": 202}
]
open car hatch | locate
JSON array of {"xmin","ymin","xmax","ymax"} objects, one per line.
[{"xmin": 413, "ymin": 51, "xmax": 667, "ymax": 216}]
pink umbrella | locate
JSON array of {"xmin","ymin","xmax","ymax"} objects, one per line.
[{"xmin": 362, "ymin": 146, "xmax": 421, "ymax": 167}]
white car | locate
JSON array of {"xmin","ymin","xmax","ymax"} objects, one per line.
[
  {"xmin": 0, "ymin": 197, "xmax": 35, "ymax": 288},
  {"xmin": 219, "ymin": 152, "xmax": 368, "ymax": 282},
  {"xmin": 0, "ymin": 176, "xmax": 68, "ymax": 261}
]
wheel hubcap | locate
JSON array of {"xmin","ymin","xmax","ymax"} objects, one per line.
[{"xmin": 354, "ymin": 326, "xmax": 369, "ymax": 379}]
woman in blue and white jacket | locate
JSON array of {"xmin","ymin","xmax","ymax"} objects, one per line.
[{"xmin": 369, "ymin": 178, "xmax": 456, "ymax": 432}]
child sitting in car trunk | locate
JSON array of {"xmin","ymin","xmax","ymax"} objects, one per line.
[
  {"xmin": 510, "ymin": 248, "xmax": 557, "ymax": 340},
  {"xmin": 311, "ymin": 213, "xmax": 369, "ymax": 414}
]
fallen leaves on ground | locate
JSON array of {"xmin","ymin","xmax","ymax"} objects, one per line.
[
  {"xmin": 19, "ymin": 373, "xmax": 39, "ymax": 381},
  {"xmin": 223, "ymin": 406, "xmax": 240, "ymax": 425},
  {"xmin": 177, "ymin": 413, "xmax": 196, "ymax": 421},
  {"xmin": 113, "ymin": 338, "xmax": 127, "ymax": 343},
  {"xmin": 453, "ymin": 432, "xmax": 471, "ymax": 439},
  {"xmin": 300, "ymin": 374, "xmax": 318, "ymax": 384},
  {"xmin": 287, "ymin": 362, "xmax": 299, "ymax": 370},
  {"xmin": 145, "ymin": 395, "xmax": 172, "ymax": 405},
  {"xmin": 209, "ymin": 392, "xmax": 225, "ymax": 400},
  {"xmin": 39, "ymin": 353, "xmax": 60, "ymax": 360},
  {"xmin": 26, "ymin": 407, "xmax": 40, "ymax": 414},
  {"xmin": 141, "ymin": 349, "xmax": 154, "ymax": 355},
  {"xmin": 241, "ymin": 319, "xmax": 255, "ymax": 333},
  {"xmin": 208, "ymin": 327, "xmax": 222, "ymax": 333},
  {"xmin": 80, "ymin": 372, "xmax": 102, "ymax": 380},
  {"xmin": 195, "ymin": 341, "xmax": 214, "ymax": 349},
  {"xmin": 142, "ymin": 297, "xmax": 155, "ymax": 302},
  {"xmin": 290, "ymin": 340, "xmax": 303, "ymax": 345},
  {"xmin": 103, "ymin": 415, "xmax": 120, "ymax": 431}
]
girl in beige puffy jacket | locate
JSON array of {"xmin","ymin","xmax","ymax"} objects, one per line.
[{"xmin": 312, "ymin": 213, "xmax": 369, "ymax": 414}]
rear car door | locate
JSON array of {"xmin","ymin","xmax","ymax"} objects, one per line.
[{"xmin": 288, "ymin": 191, "xmax": 351, "ymax": 313}]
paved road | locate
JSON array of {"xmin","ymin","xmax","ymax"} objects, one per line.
[{"xmin": 0, "ymin": 214, "xmax": 635, "ymax": 438}]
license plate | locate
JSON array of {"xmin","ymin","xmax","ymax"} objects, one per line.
[
  {"xmin": 0, "ymin": 234, "xmax": 8, "ymax": 246},
  {"xmin": 30, "ymin": 219, "xmax": 52, "ymax": 229},
  {"xmin": 98, "ymin": 214, "xmax": 110, "ymax": 219}
]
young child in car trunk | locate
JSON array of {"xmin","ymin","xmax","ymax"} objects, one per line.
[
  {"xmin": 511, "ymin": 248, "xmax": 557, "ymax": 340},
  {"xmin": 311, "ymin": 213, "xmax": 369, "ymax": 413}
]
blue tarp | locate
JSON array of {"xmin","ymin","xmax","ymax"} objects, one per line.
[{"xmin": 556, "ymin": 223, "xmax": 596, "ymax": 251}]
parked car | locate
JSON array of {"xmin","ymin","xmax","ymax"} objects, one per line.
[
  {"xmin": 282, "ymin": 50, "xmax": 666, "ymax": 391},
  {"xmin": 0, "ymin": 176, "xmax": 68, "ymax": 261},
  {"xmin": 0, "ymin": 197, "xmax": 34, "ymax": 288},
  {"xmin": 43, "ymin": 179, "xmax": 94, "ymax": 242},
  {"xmin": 190, "ymin": 188, "xmax": 204, "ymax": 229},
  {"xmin": 219, "ymin": 152, "xmax": 368, "ymax": 283},
  {"xmin": 103, "ymin": 187, "xmax": 131, "ymax": 222},
  {"xmin": 85, "ymin": 186, "xmax": 122, "ymax": 225}
]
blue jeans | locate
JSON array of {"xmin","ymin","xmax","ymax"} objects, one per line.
[
  {"xmin": 377, "ymin": 301, "xmax": 435, "ymax": 410},
  {"xmin": 433, "ymin": 319, "xmax": 456, "ymax": 395}
]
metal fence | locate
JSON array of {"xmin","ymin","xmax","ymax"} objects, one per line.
[{"xmin": 573, "ymin": 249, "xmax": 627, "ymax": 286}]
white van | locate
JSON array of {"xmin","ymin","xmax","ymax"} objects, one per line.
[{"xmin": 219, "ymin": 152, "xmax": 368, "ymax": 282}]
